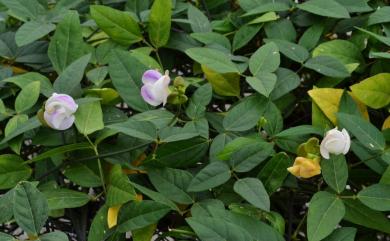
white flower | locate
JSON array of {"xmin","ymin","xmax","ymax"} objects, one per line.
[
  {"xmin": 320, "ymin": 127, "xmax": 351, "ymax": 159},
  {"xmin": 44, "ymin": 93, "xmax": 78, "ymax": 130},
  {"xmin": 141, "ymin": 70, "xmax": 170, "ymax": 106}
]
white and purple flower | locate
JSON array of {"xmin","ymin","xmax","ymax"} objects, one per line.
[
  {"xmin": 44, "ymin": 93, "xmax": 78, "ymax": 130},
  {"xmin": 141, "ymin": 70, "xmax": 171, "ymax": 106}
]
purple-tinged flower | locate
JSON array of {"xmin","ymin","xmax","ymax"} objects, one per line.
[
  {"xmin": 141, "ymin": 70, "xmax": 171, "ymax": 106},
  {"xmin": 44, "ymin": 93, "xmax": 78, "ymax": 130}
]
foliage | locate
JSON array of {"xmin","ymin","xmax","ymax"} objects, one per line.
[{"xmin": 0, "ymin": 0, "xmax": 389, "ymax": 241}]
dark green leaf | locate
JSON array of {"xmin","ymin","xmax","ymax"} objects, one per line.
[
  {"xmin": 321, "ymin": 155, "xmax": 348, "ymax": 193},
  {"xmin": 307, "ymin": 191, "xmax": 345, "ymax": 241},
  {"xmin": 187, "ymin": 161, "xmax": 231, "ymax": 192},
  {"xmin": 233, "ymin": 178, "xmax": 270, "ymax": 211},
  {"xmin": 13, "ymin": 182, "xmax": 48, "ymax": 236}
]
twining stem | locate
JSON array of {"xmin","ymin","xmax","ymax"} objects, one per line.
[
  {"xmin": 36, "ymin": 142, "xmax": 151, "ymax": 180},
  {"xmin": 85, "ymin": 135, "xmax": 107, "ymax": 194},
  {"xmin": 291, "ymin": 212, "xmax": 307, "ymax": 240},
  {"xmin": 338, "ymin": 195, "xmax": 357, "ymax": 199}
]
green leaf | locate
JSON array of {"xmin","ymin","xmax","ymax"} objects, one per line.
[
  {"xmin": 0, "ymin": 233, "xmax": 15, "ymax": 241},
  {"xmin": 368, "ymin": 6, "xmax": 390, "ymax": 25},
  {"xmin": 30, "ymin": 143, "xmax": 92, "ymax": 163},
  {"xmin": 262, "ymin": 101, "xmax": 283, "ymax": 135},
  {"xmin": 246, "ymin": 73, "xmax": 277, "ymax": 97},
  {"xmin": 217, "ymin": 137, "xmax": 260, "ymax": 161},
  {"xmin": 241, "ymin": 1, "xmax": 290, "ymax": 15},
  {"xmin": 186, "ymin": 47, "xmax": 239, "ymax": 73},
  {"xmin": 264, "ymin": 19, "xmax": 296, "ymax": 42},
  {"xmin": 233, "ymin": 178, "xmax": 270, "ymax": 211},
  {"xmin": 90, "ymin": 5, "xmax": 143, "ymax": 46},
  {"xmin": 132, "ymin": 224, "xmax": 156, "ymax": 241},
  {"xmin": 148, "ymin": 0, "xmax": 172, "ymax": 48},
  {"xmin": 53, "ymin": 53, "xmax": 91, "ymax": 95},
  {"xmin": 159, "ymin": 125, "xmax": 199, "ymax": 142},
  {"xmin": 321, "ymin": 155, "xmax": 348, "ymax": 193},
  {"xmin": 350, "ymin": 73, "xmax": 390, "ymax": 109},
  {"xmin": 187, "ymin": 161, "xmax": 231, "ymax": 192},
  {"xmin": 87, "ymin": 205, "xmax": 109, "ymax": 241},
  {"xmin": 0, "ymin": 154, "xmax": 32, "ymax": 190},
  {"xmin": 148, "ymin": 167, "xmax": 194, "ymax": 204},
  {"xmin": 2, "ymin": 72, "xmax": 53, "ymax": 97},
  {"xmin": 129, "ymin": 181, "xmax": 179, "ymax": 211},
  {"xmin": 249, "ymin": 42, "xmax": 280, "ymax": 75},
  {"xmin": 248, "ymin": 12, "xmax": 279, "ymax": 24},
  {"xmin": 223, "ymin": 95, "xmax": 268, "ymax": 131},
  {"xmin": 43, "ymin": 188, "xmax": 90, "ymax": 210},
  {"xmin": 15, "ymin": 81, "xmax": 40, "ymax": 113},
  {"xmin": 0, "ymin": 190, "xmax": 14, "ymax": 223},
  {"xmin": 48, "ymin": 10, "xmax": 87, "ymax": 73},
  {"xmin": 304, "ymin": 56, "xmax": 350, "ymax": 78},
  {"xmin": 297, "ymin": 0, "xmax": 350, "ymax": 19},
  {"xmin": 63, "ymin": 161, "xmax": 101, "ymax": 187},
  {"xmin": 233, "ymin": 24, "xmax": 262, "ymax": 51},
  {"xmin": 270, "ymin": 68, "xmax": 300, "ymax": 100},
  {"xmin": 108, "ymin": 49, "xmax": 151, "ymax": 112},
  {"xmin": 337, "ymin": 113, "xmax": 385, "ymax": 151},
  {"xmin": 74, "ymin": 100, "xmax": 104, "ymax": 135},
  {"xmin": 150, "ymin": 137, "xmax": 209, "ymax": 168},
  {"xmin": 107, "ymin": 119, "xmax": 157, "ymax": 141},
  {"xmin": 355, "ymin": 27, "xmax": 390, "ymax": 46},
  {"xmin": 265, "ymin": 39, "xmax": 309, "ymax": 63},
  {"xmin": 186, "ymin": 216, "xmax": 253, "ymax": 241},
  {"xmin": 298, "ymin": 23, "xmax": 324, "ymax": 50},
  {"xmin": 191, "ymin": 32, "xmax": 231, "ymax": 51},
  {"xmin": 186, "ymin": 83, "xmax": 212, "ymax": 119},
  {"xmin": 229, "ymin": 141, "xmax": 274, "ymax": 172},
  {"xmin": 357, "ymin": 184, "xmax": 390, "ymax": 211},
  {"xmin": 343, "ymin": 199, "xmax": 390, "ymax": 234},
  {"xmin": 0, "ymin": 116, "xmax": 41, "ymax": 145},
  {"xmin": 37, "ymin": 231, "xmax": 69, "ymax": 241},
  {"xmin": 106, "ymin": 165, "xmax": 137, "ymax": 207},
  {"xmin": 312, "ymin": 40, "xmax": 363, "ymax": 73},
  {"xmin": 15, "ymin": 20, "xmax": 55, "ymax": 46},
  {"xmin": 258, "ymin": 152, "xmax": 292, "ymax": 193},
  {"xmin": 307, "ymin": 191, "xmax": 345, "ymax": 241},
  {"xmin": 13, "ymin": 182, "xmax": 48, "ymax": 236},
  {"xmin": 334, "ymin": 0, "xmax": 371, "ymax": 13},
  {"xmin": 1, "ymin": 0, "xmax": 45, "ymax": 21},
  {"xmin": 187, "ymin": 4, "xmax": 211, "ymax": 33},
  {"xmin": 117, "ymin": 200, "xmax": 170, "ymax": 232},
  {"xmin": 201, "ymin": 65, "xmax": 240, "ymax": 96},
  {"xmin": 322, "ymin": 227, "xmax": 356, "ymax": 241}
]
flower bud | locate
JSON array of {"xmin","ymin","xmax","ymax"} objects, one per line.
[
  {"xmin": 320, "ymin": 127, "xmax": 351, "ymax": 159},
  {"xmin": 287, "ymin": 157, "xmax": 321, "ymax": 178},
  {"xmin": 141, "ymin": 69, "xmax": 171, "ymax": 106},
  {"xmin": 43, "ymin": 93, "xmax": 78, "ymax": 130}
]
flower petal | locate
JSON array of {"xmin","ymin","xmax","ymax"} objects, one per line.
[
  {"xmin": 141, "ymin": 84, "xmax": 162, "ymax": 106},
  {"xmin": 341, "ymin": 128, "xmax": 351, "ymax": 154},
  {"xmin": 142, "ymin": 70, "xmax": 162, "ymax": 84}
]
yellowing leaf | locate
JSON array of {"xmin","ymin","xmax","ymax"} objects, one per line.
[
  {"xmin": 350, "ymin": 73, "xmax": 390, "ymax": 109},
  {"xmin": 308, "ymin": 88, "xmax": 368, "ymax": 124},
  {"xmin": 201, "ymin": 65, "xmax": 240, "ymax": 96},
  {"xmin": 107, "ymin": 205, "xmax": 121, "ymax": 228},
  {"xmin": 383, "ymin": 116, "xmax": 390, "ymax": 130}
]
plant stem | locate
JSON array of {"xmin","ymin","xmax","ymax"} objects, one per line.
[
  {"xmin": 85, "ymin": 135, "xmax": 107, "ymax": 194},
  {"xmin": 291, "ymin": 212, "xmax": 307, "ymax": 240},
  {"xmin": 338, "ymin": 195, "xmax": 357, "ymax": 199}
]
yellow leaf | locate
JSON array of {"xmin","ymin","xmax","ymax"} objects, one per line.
[
  {"xmin": 201, "ymin": 65, "xmax": 240, "ymax": 96},
  {"xmin": 383, "ymin": 116, "xmax": 390, "ymax": 130},
  {"xmin": 107, "ymin": 205, "xmax": 121, "ymax": 228},
  {"xmin": 308, "ymin": 88, "xmax": 368, "ymax": 124}
]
